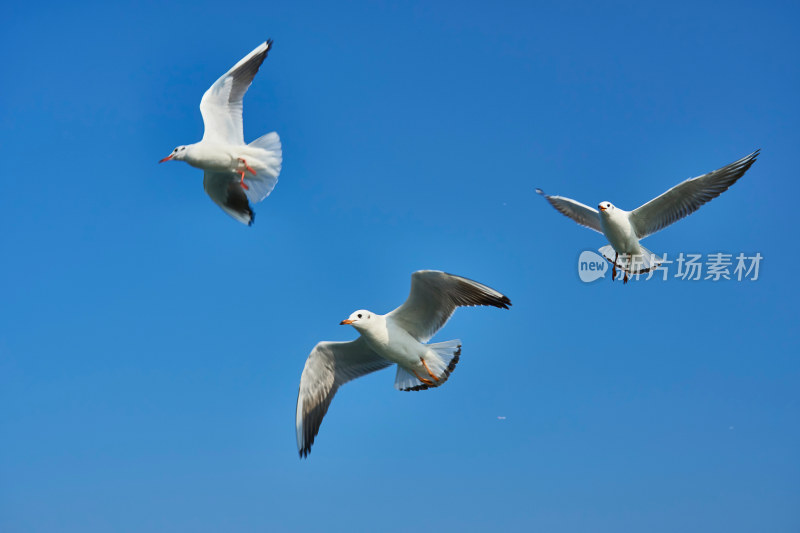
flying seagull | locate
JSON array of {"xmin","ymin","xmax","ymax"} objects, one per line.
[
  {"xmin": 159, "ymin": 40, "xmax": 282, "ymax": 225},
  {"xmin": 295, "ymin": 270, "xmax": 511, "ymax": 458},
  {"xmin": 537, "ymin": 150, "xmax": 759, "ymax": 282}
]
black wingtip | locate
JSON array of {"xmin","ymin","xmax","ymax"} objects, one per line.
[
  {"xmin": 485, "ymin": 292, "xmax": 512, "ymax": 310},
  {"xmin": 740, "ymin": 149, "xmax": 760, "ymax": 165},
  {"xmin": 736, "ymin": 149, "xmax": 760, "ymax": 175},
  {"xmin": 487, "ymin": 288, "xmax": 512, "ymax": 309},
  {"xmin": 298, "ymin": 440, "xmax": 312, "ymax": 459}
]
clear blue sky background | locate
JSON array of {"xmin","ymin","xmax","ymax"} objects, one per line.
[{"xmin": 2, "ymin": 1, "xmax": 798, "ymax": 531}]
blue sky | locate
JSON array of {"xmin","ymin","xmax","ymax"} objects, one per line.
[{"xmin": 1, "ymin": 1, "xmax": 798, "ymax": 531}]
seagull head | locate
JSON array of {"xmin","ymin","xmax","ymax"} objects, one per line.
[
  {"xmin": 159, "ymin": 145, "xmax": 188, "ymax": 163},
  {"xmin": 598, "ymin": 201, "xmax": 615, "ymax": 213},
  {"xmin": 340, "ymin": 310, "xmax": 373, "ymax": 329}
]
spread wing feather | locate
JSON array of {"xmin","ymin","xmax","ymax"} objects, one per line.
[
  {"xmin": 199, "ymin": 40, "xmax": 272, "ymax": 145},
  {"xmin": 202, "ymin": 171, "xmax": 254, "ymax": 225},
  {"xmin": 387, "ymin": 271, "xmax": 511, "ymax": 343},
  {"xmin": 630, "ymin": 150, "xmax": 759, "ymax": 239},
  {"xmin": 536, "ymin": 189, "xmax": 603, "ymax": 234},
  {"xmin": 296, "ymin": 338, "xmax": 391, "ymax": 458}
]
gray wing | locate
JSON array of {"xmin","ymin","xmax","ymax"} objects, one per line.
[
  {"xmin": 199, "ymin": 40, "xmax": 272, "ymax": 145},
  {"xmin": 629, "ymin": 150, "xmax": 759, "ymax": 239},
  {"xmin": 387, "ymin": 270, "xmax": 511, "ymax": 343},
  {"xmin": 536, "ymin": 189, "xmax": 603, "ymax": 234},
  {"xmin": 203, "ymin": 171, "xmax": 254, "ymax": 225},
  {"xmin": 296, "ymin": 337, "xmax": 391, "ymax": 458}
]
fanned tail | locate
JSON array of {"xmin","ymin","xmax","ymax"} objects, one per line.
[
  {"xmin": 394, "ymin": 340, "xmax": 461, "ymax": 391},
  {"xmin": 243, "ymin": 132, "xmax": 283, "ymax": 203}
]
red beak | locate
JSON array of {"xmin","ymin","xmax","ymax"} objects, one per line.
[
  {"xmin": 340, "ymin": 319, "xmax": 354, "ymax": 325},
  {"xmin": 159, "ymin": 155, "xmax": 173, "ymax": 163}
]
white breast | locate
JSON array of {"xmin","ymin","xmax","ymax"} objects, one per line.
[
  {"xmin": 601, "ymin": 209, "xmax": 641, "ymax": 253},
  {"xmin": 185, "ymin": 142, "xmax": 238, "ymax": 172},
  {"xmin": 359, "ymin": 316, "xmax": 426, "ymax": 367}
]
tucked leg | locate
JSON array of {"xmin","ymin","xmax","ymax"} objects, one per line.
[
  {"xmin": 237, "ymin": 170, "xmax": 250, "ymax": 190},
  {"xmin": 238, "ymin": 158, "xmax": 257, "ymax": 175},
  {"xmin": 236, "ymin": 158, "xmax": 256, "ymax": 190},
  {"xmin": 612, "ymin": 252, "xmax": 618, "ymax": 281},
  {"xmin": 412, "ymin": 369, "xmax": 434, "ymax": 386},
  {"xmin": 420, "ymin": 358, "xmax": 440, "ymax": 382}
]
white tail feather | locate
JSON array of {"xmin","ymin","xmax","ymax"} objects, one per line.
[
  {"xmin": 394, "ymin": 340, "xmax": 462, "ymax": 391},
  {"xmin": 243, "ymin": 132, "xmax": 283, "ymax": 203}
]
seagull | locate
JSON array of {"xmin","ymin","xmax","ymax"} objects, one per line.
[
  {"xmin": 295, "ymin": 270, "xmax": 511, "ymax": 458},
  {"xmin": 537, "ymin": 150, "xmax": 759, "ymax": 283},
  {"xmin": 159, "ymin": 40, "xmax": 282, "ymax": 225}
]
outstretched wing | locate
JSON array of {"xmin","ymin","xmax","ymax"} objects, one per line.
[
  {"xmin": 387, "ymin": 270, "xmax": 511, "ymax": 343},
  {"xmin": 536, "ymin": 189, "xmax": 603, "ymax": 234},
  {"xmin": 203, "ymin": 171, "xmax": 254, "ymax": 225},
  {"xmin": 199, "ymin": 40, "xmax": 272, "ymax": 145},
  {"xmin": 296, "ymin": 338, "xmax": 392, "ymax": 458},
  {"xmin": 629, "ymin": 150, "xmax": 759, "ymax": 239}
]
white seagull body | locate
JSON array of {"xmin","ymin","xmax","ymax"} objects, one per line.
[
  {"xmin": 537, "ymin": 150, "xmax": 759, "ymax": 282},
  {"xmin": 160, "ymin": 41, "xmax": 282, "ymax": 225},
  {"xmin": 295, "ymin": 270, "xmax": 511, "ymax": 458}
]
